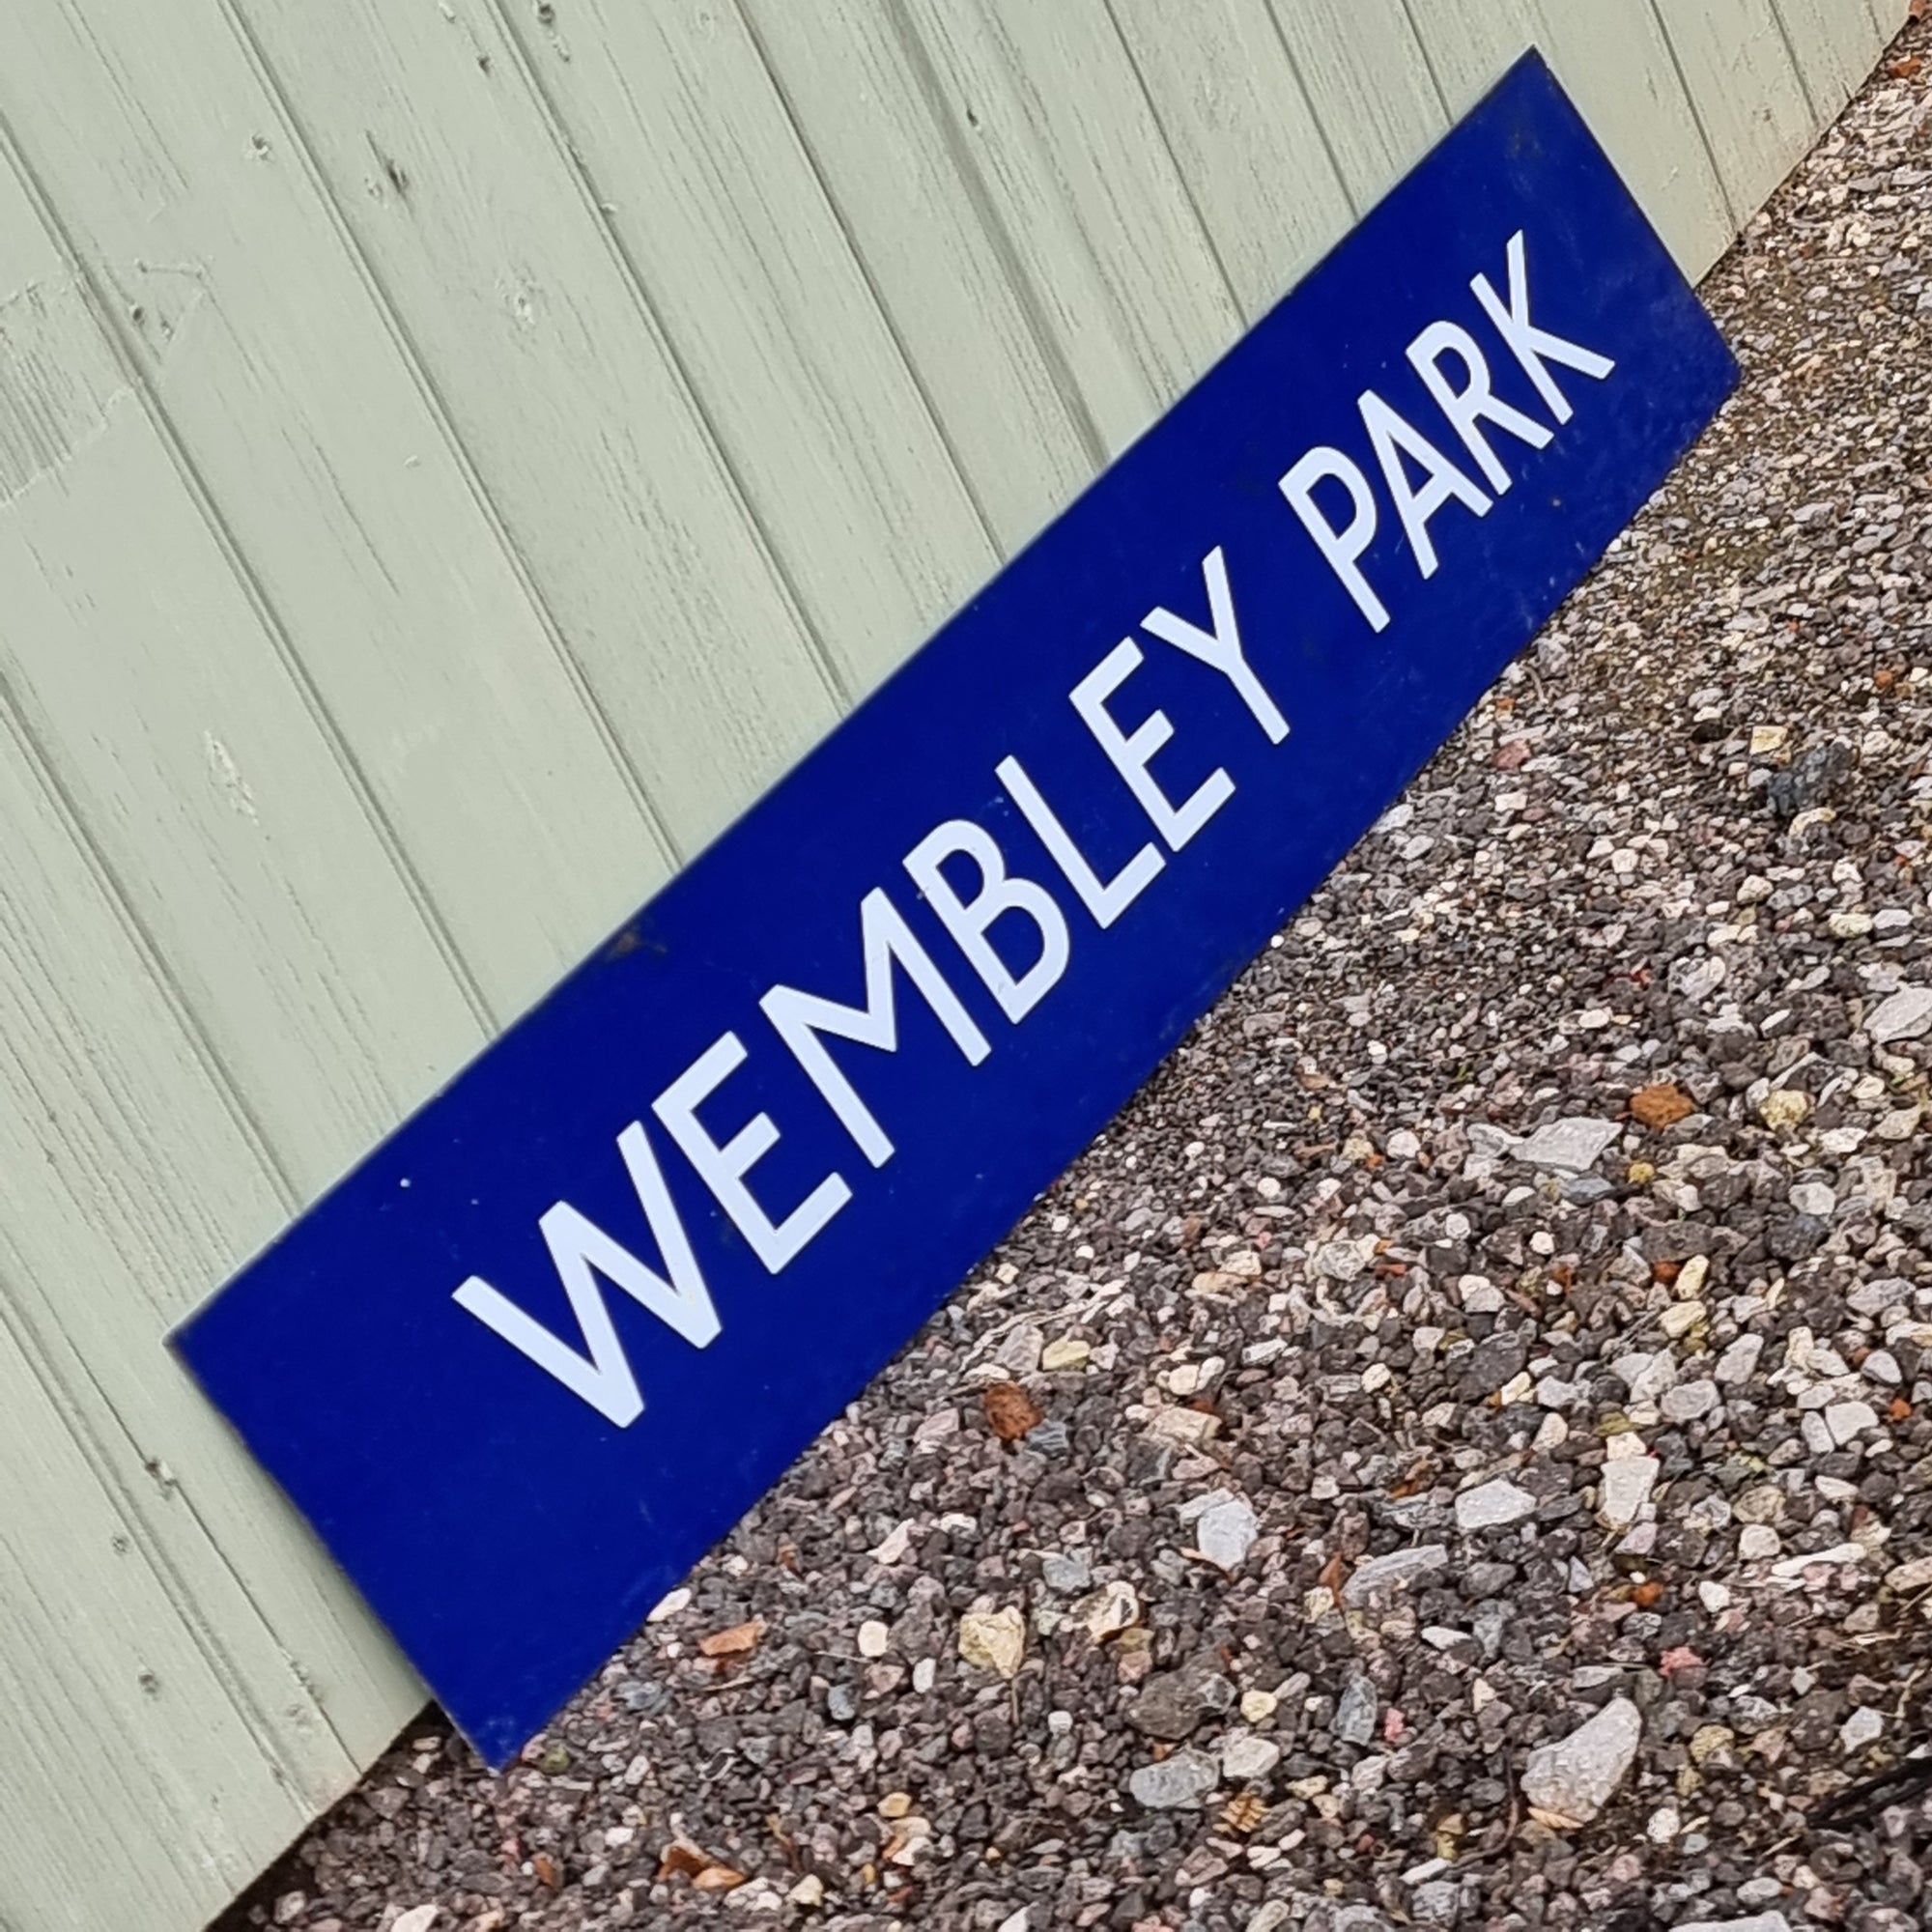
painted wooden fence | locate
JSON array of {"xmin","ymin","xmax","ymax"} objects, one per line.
[{"xmin": 0, "ymin": 2, "xmax": 1903, "ymax": 1925}]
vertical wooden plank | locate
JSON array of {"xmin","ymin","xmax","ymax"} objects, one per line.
[
  {"xmin": 0, "ymin": 151, "xmax": 483, "ymax": 1197},
  {"xmin": 1262, "ymin": 0, "xmax": 1449, "ymax": 207},
  {"xmin": 1103, "ymin": 0, "xmax": 1356, "ymax": 318},
  {"xmin": 742, "ymin": 0, "xmax": 1099, "ymax": 553},
  {"xmin": 0, "ymin": 1327, "xmax": 317, "ymax": 1932},
  {"xmin": 480, "ymin": 0, "xmax": 998, "ymax": 693},
  {"xmin": 1770, "ymin": 0, "xmax": 1884, "ymax": 113},
  {"xmin": 219, "ymin": 0, "xmax": 846, "ymax": 845},
  {"xmin": 1652, "ymin": 0, "xmax": 1820, "ymax": 222},
  {"xmin": 0, "ymin": 690, "xmax": 421, "ymax": 1778},
  {"xmin": 0, "ymin": 0, "xmax": 676, "ymax": 1024},
  {"xmin": 896, "ymin": 0, "xmax": 1244, "ymax": 447},
  {"xmin": 1405, "ymin": 2, "xmax": 1736, "ymax": 274}
]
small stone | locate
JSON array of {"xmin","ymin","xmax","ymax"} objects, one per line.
[
  {"xmin": 1716, "ymin": 1334, "xmax": 1765, "ymax": 1385},
  {"xmin": 392, "ymin": 1912, "xmax": 440, "ymax": 1932},
  {"xmin": 1220, "ymin": 1733, "xmax": 1283, "ymax": 1781},
  {"xmin": 1127, "ymin": 1662, "xmax": 1230, "ymax": 1741},
  {"xmin": 1196, "ymin": 1497, "xmax": 1261, "ymax": 1572},
  {"xmin": 787, "ymin": 1875, "xmax": 825, "ymax": 1909},
  {"xmin": 1672, "ymin": 1917, "xmax": 1792, "ymax": 1932},
  {"xmin": 1887, "ymin": 1554, "xmax": 1932, "ymax": 1591},
  {"xmin": 1868, "ymin": 985, "xmax": 1932, "ymax": 1043},
  {"xmin": 1040, "ymin": 1551, "xmax": 1092, "ymax": 1594},
  {"xmin": 647, "ymin": 1588, "xmax": 692, "ymax": 1623},
  {"xmin": 912, "ymin": 1658, "xmax": 936, "ymax": 1693},
  {"xmin": 1698, "ymin": 1581, "xmax": 1732, "ymax": 1612},
  {"xmin": 1863, "ymin": 1350, "xmax": 1902, "ymax": 1386},
  {"xmin": 1841, "ymin": 1707, "xmax": 1885, "ymax": 1752},
  {"xmin": 1740, "ymin": 1524, "xmax": 1782, "ymax": 1559},
  {"xmin": 1826, "ymin": 1400, "xmax": 1880, "ymax": 1446},
  {"xmin": 1515, "ymin": 1117, "xmax": 1622, "ymax": 1173},
  {"xmin": 1075, "ymin": 1578, "xmax": 1140, "ymax": 1641},
  {"xmin": 1659, "ymin": 1300, "xmax": 1705, "ymax": 1340},
  {"xmin": 1750, "ymin": 724, "xmax": 1789, "ymax": 754},
  {"xmin": 1877, "ymin": 1106, "xmax": 1921, "ymax": 1142},
  {"xmin": 1039, "ymin": 1335, "xmax": 1091, "ymax": 1372},
  {"xmin": 857, "ymin": 1620, "xmax": 890, "ymax": 1659},
  {"xmin": 1456, "ymin": 1478, "xmax": 1539, "ymax": 1531},
  {"xmin": 1387, "ymin": 1128, "xmax": 1422, "ymax": 1159},
  {"xmin": 1662, "ymin": 1379, "xmax": 1719, "ymax": 1424},
  {"xmin": 1599, "ymin": 1456, "xmax": 1660, "ymax": 1528},
  {"xmin": 1790, "ymin": 1180, "xmax": 1837, "ymax": 1217},
  {"xmin": 1759, "ymin": 1089, "xmax": 1810, "ymax": 1131},
  {"xmin": 957, "ymin": 1606, "xmax": 1025, "ymax": 1680},
  {"xmin": 1239, "ymin": 1689, "xmax": 1278, "ymax": 1723},
  {"xmin": 1333, "ymin": 1674, "xmax": 1378, "ymax": 1746},
  {"xmin": 1342, "ymin": 1544, "xmax": 1450, "ymax": 1606},
  {"xmin": 1850, "ymin": 1277, "xmax": 1911, "ymax": 1318},
  {"xmin": 1128, "ymin": 1747, "xmax": 1219, "ymax": 1809},
  {"xmin": 1520, "ymin": 1696, "xmax": 1642, "ymax": 1825}
]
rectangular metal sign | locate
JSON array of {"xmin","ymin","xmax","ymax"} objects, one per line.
[{"xmin": 175, "ymin": 53, "xmax": 1736, "ymax": 1767}]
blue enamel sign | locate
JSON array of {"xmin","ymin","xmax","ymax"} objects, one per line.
[{"xmin": 175, "ymin": 53, "xmax": 1736, "ymax": 1767}]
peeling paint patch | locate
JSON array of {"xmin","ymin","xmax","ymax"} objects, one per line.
[
  {"xmin": 204, "ymin": 733, "xmax": 259, "ymax": 820},
  {"xmin": 0, "ymin": 277, "xmax": 130, "ymax": 505}
]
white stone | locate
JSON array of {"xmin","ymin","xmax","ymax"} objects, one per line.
[
  {"xmin": 392, "ymin": 1911, "xmax": 440, "ymax": 1932},
  {"xmin": 1789, "ymin": 1180, "xmax": 1837, "ymax": 1217},
  {"xmin": 1841, "ymin": 1706, "xmax": 1885, "ymax": 1752},
  {"xmin": 1128, "ymin": 1748, "xmax": 1219, "ymax": 1809},
  {"xmin": 958, "ymin": 1606, "xmax": 1025, "ymax": 1679},
  {"xmin": 1878, "ymin": 1106, "xmax": 1921, "ymax": 1142},
  {"xmin": 1197, "ymin": 1498, "xmax": 1261, "ymax": 1572},
  {"xmin": 1662, "ymin": 1379, "xmax": 1719, "ymax": 1424},
  {"xmin": 1515, "ymin": 1117, "xmax": 1622, "ymax": 1173},
  {"xmin": 1868, "ymin": 985, "xmax": 1932, "ymax": 1043},
  {"xmin": 1826, "ymin": 1400, "xmax": 1880, "ymax": 1447},
  {"xmin": 858, "ymin": 1620, "xmax": 890, "ymax": 1659},
  {"xmin": 1387, "ymin": 1129, "xmax": 1422, "ymax": 1160},
  {"xmin": 1739, "ymin": 1524, "xmax": 1782, "ymax": 1560},
  {"xmin": 1863, "ymin": 1350, "xmax": 1902, "ymax": 1386},
  {"xmin": 1342, "ymin": 1544, "xmax": 1449, "ymax": 1606},
  {"xmin": 1456, "ymin": 1478, "xmax": 1539, "ymax": 1531},
  {"xmin": 1599, "ymin": 1457, "xmax": 1660, "ymax": 1528},
  {"xmin": 1715, "ymin": 1334, "xmax": 1765, "ymax": 1385},
  {"xmin": 1520, "ymin": 1696, "xmax": 1642, "ymax": 1825},
  {"xmin": 912, "ymin": 1658, "xmax": 936, "ymax": 1693},
  {"xmin": 1671, "ymin": 1916, "xmax": 1793, "ymax": 1932},
  {"xmin": 1697, "ymin": 1581, "xmax": 1732, "ymax": 1613},
  {"xmin": 647, "ymin": 1587, "xmax": 692, "ymax": 1623},
  {"xmin": 1221, "ymin": 1733, "xmax": 1283, "ymax": 1781},
  {"xmin": 1459, "ymin": 1274, "xmax": 1504, "ymax": 1314},
  {"xmin": 1533, "ymin": 1412, "xmax": 1569, "ymax": 1453}
]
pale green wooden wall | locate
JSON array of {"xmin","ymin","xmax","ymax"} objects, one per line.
[{"xmin": 0, "ymin": 2, "xmax": 1902, "ymax": 1925}]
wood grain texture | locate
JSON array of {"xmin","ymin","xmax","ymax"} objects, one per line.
[
  {"xmin": 1770, "ymin": 0, "xmax": 1887, "ymax": 115},
  {"xmin": 896, "ymin": 0, "xmax": 1243, "ymax": 450},
  {"xmin": 741, "ymin": 0, "xmax": 1100, "ymax": 553},
  {"xmin": 1103, "ymin": 0, "xmax": 1354, "ymax": 319},
  {"xmin": 0, "ymin": 0, "xmax": 676, "ymax": 1031},
  {"xmin": 485, "ymin": 0, "xmax": 998, "ymax": 696},
  {"xmin": 1652, "ymin": 0, "xmax": 1820, "ymax": 223},
  {"xmin": 224, "ymin": 0, "xmax": 845, "ymax": 854},
  {"xmin": 0, "ymin": 1320, "xmax": 316, "ymax": 1932},
  {"xmin": 1404, "ymin": 0, "xmax": 1736, "ymax": 273},
  {"xmin": 1262, "ymin": 0, "xmax": 1449, "ymax": 208}
]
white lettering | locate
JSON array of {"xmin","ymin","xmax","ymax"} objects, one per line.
[
  {"xmin": 903, "ymin": 820, "xmax": 1070, "ymax": 1022},
  {"xmin": 997, "ymin": 754, "xmax": 1163, "ymax": 929},
  {"xmin": 452, "ymin": 1120, "xmax": 718, "ymax": 1428},
  {"xmin": 1279, "ymin": 446, "xmax": 1388, "ymax": 631},
  {"xmin": 761, "ymin": 889, "xmax": 989, "ymax": 1168},
  {"xmin": 1140, "ymin": 547, "xmax": 1289, "ymax": 745},
  {"xmin": 1071, "ymin": 640, "xmax": 1235, "ymax": 852},
  {"xmin": 1406, "ymin": 319, "xmax": 1551, "ymax": 495},
  {"xmin": 653, "ymin": 1033, "xmax": 851, "ymax": 1273},
  {"xmin": 1358, "ymin": 389, "xmax": 1492, "ymax": 580},
  {"xmin": 1471, "ymin": 230, "xmax": 1615, "ymax": 426}
]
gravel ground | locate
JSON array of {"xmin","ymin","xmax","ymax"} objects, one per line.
[{"xmin": 225, "ymin": 28, "xmax": 1932, "ymax": 1932}]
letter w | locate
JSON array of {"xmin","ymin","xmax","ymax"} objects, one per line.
[
  {"xmin": 452, "ymin": 1121, "xmax": 720, "ymax": 1427},
  {"xmin": 762, "ymin": 887, "xmax": 990, "ymax": 1168}
]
